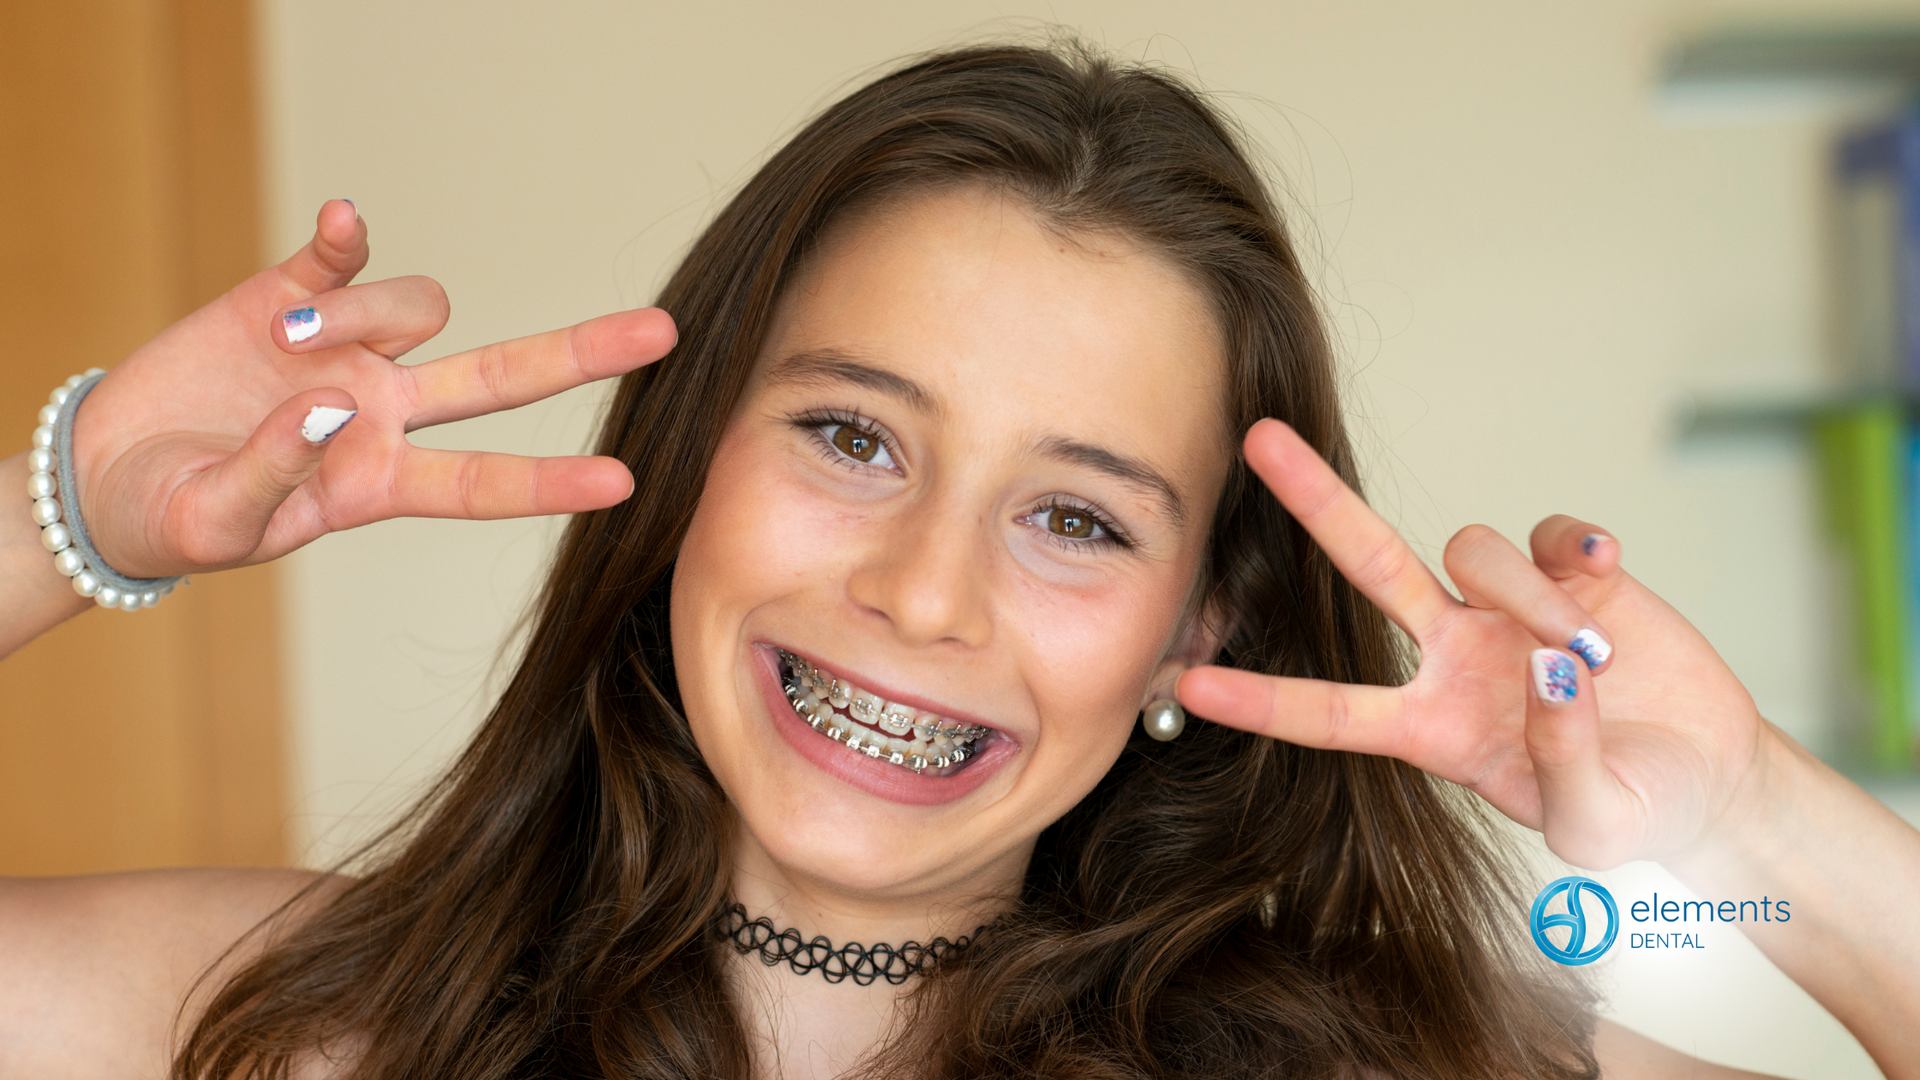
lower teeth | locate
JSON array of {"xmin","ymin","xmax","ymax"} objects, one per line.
[{"xmin": 781, "ymin": 654, "xmax": 983, "ymax": 773}]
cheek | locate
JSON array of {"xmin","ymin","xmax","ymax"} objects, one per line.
[
  {"xmin": 1010, "ymin": 568, "xmax": 1189, "ymax": 756},
  {"xmin": 670, "ymin": 429, "xmax": 877, "ymax": 682},
  {"xmin": 671, "ymin": 432, "xmax": 792, "ymax": 726}
]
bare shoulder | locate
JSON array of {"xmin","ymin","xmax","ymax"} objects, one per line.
[
  {"xmin": 1595, "ymin": 1019, "xmax": 1788, "ymax": 1080},
  {"xmin": 0, "ymin": 867, "xmax": 348, "ymax": 1080}
]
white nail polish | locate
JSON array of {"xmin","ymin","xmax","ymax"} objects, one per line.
[
  {"xmin": 1531, "ymin": 649, "xmax": 1578, "ymax": 703},
  {"xmin": 1567, "ymin": 627, "xmax": 1612, "ymax": 670},
  {"xmin": 301, "ymin": 406, "xmax": 356, "ymax": 444},
  {"xmin": 284, "ymin": 306, "xmax": 322, "ymax": 343}
]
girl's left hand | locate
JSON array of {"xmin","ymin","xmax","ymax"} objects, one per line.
[{"xmin": 1178, "ymin": 419, "xmax": 1769, "ymax": 870}]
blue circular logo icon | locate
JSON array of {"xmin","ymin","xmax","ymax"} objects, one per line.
[{"xmin": 1529, "ymin": 876, "xmax": 1618, "ymax": 966}]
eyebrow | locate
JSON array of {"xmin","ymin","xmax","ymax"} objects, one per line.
[
  {"xmin": 765, "ymin": 350, "xmax": 944, "ymax": 417},
  {"xmin": 765, "ymin": 348, "xmax": 1187, "ymax": 527},
  {"xmin": 1036, "ymin": 436, "xmax": 1187, "ymax": 528}
]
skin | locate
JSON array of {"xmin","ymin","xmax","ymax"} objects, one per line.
[
  {"xmin": 671, "ymin": 188, "xmax": 1228, "ymax": 1073},
  {"xmin": 0, "ymin": 194, "xmax": 1910, "ymax": 1078}
]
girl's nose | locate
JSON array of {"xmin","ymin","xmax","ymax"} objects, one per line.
[{"xmin": 844, "ymin": 495, "xmax": 993, "ymax": 651}]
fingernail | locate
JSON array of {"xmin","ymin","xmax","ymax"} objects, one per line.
[
  {"xmin": 1581, "ymin": 533, "xmax": 1605, "ymax": 556},
  {"xmin": 1567, "ymin": 627, "xmax": 1612, "ymax": 670},
  {"xmin": 284, "ymin": 307, "xmax": 322, "ymax": 344},
  {"xmin": 301, "ymin": 406, "xmax": 356, "ymax": 444},
  {"xmin": 1531, "ymin": 649, "xmax": 1578, "ymax": 703}
]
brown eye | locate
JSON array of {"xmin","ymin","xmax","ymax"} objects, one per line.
[
  {"xmin": 831, "ymin": 424, "xmax": 879, "ymax": 462},
  {"xmin": 1018, "ymin": 502, "xmax": 1121, "ymax": 549},
  {"xmin": 1048, "ymin": 509, "xmax": 1094, "ymax": 539}
]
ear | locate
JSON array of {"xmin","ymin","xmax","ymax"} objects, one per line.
[{"xmin": 1140, "ymin": 598, "xmax": 1230, "ymax": 709}]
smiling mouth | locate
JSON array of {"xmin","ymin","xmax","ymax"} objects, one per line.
[{"xmin": 778, "ymin": 649, "xmax": 994, "ymax": 774}]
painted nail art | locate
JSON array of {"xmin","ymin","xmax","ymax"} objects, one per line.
[
  {"xmin": 1532, "ymin": 649, "xmax": 1578, "ymax": 703},
  {"xmin": 1581, "ymin": 533, "xmax": 1604, "ymax": 556},
  {"xmin": 1567, "ymin": 627, "xmax": 1612, "ymax": 670},
  {"xmin": 284, "ymin": 307, "xmax": 322, "ymax": 344},
  {"xmin": 301, "ymin": 406, "xmax": 356, "ymax": 444}
]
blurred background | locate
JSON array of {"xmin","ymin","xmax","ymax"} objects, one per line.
[{"xmin": 7, "ymin": 0, "xmax": 1920, "ymax": 1075}]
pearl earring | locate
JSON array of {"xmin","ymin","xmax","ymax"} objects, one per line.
[{"xmin": 1142, "ymin": 699, "xmax": 1185, "ymax": 742}]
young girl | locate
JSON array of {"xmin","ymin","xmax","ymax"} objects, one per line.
[{"xmin": 3, "ymin": 43, "xmax": 1916, "ymax": 1080}]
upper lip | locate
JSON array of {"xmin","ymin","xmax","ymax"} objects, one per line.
[{"xmin": 770, "ymin": 643, "xmax": 1011, "ymax": 741}]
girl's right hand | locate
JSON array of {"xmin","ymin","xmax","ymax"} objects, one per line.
[{"xmin": 64, "ymin": 199, "xmax": 675, "ymax": 578}]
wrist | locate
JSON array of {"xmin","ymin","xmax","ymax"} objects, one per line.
[
  {"xmin": 1, "ymin": 449, "xmax": 91, "ymax": 656},
  {"xmin": 37, "ymin": 371, "xmax": 184, "ymax": 610},
  {"xmin": 1665, "ymin": 719, "xmax": 1823, "ymax": 889}
]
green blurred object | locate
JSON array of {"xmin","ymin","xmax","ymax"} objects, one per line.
[{"xmin": 1812, "ymin": 398, "xmax": 1915, "ymax": 771}]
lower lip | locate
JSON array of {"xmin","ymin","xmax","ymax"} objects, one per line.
[{"xmin": 751, "ymin": 644, "xmax": 1015, "ymax": 806}]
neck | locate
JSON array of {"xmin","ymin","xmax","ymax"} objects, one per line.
[
  {"xmin": 725, "ymin": 936, "xmax": 909, "ymax": 1080},
  {"xmin": 724, "ymin": 829, "xmax": 1027, "ymax": 1080}
]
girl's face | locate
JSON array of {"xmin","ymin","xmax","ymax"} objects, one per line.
[{"xmin": 672, "ymin": 186, "xmax": 1230, "ymax": 910}]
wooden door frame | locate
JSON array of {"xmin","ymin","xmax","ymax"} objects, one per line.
[{"xmin": 0, "ymin": 0, "xmax": 286, "ymax": 874}]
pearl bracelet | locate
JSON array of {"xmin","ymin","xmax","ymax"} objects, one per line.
[{"xmin": 28, "ymin": 370, "xmax": 185, "ymax": 611}]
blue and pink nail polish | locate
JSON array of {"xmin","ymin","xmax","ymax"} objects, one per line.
[
  {"xmin": 284, "ymin": 306, "xmax": 322, "ymax": 344},
  {"xmin": 1581, "ymin": 533, "xmax": 1604, "ymax": 556},
  {"xmin": 1532, "ymin": 650, "xmax": 1578, "ymax": 703},
  {"xmin": 1567, "ymin": 627, "xmax": 1612, "ymax": 670}
]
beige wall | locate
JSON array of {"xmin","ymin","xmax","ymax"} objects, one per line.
[{"xmin": 259, "ymin": 0, "xmax": 1920, "ymax": 1074}]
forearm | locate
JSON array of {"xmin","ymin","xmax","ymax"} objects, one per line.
[
  {"xmin": 1666, "ymin": 723, "xmax": 1920, "ymax": 1077},
  {"xmin": 1, "ymin": 449, "xmax": 90, "ymax": 658}
]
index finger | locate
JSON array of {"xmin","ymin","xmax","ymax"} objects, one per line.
[
  {"xmin": 1178, "ymin": 665, "xmax": 1415, "ymax": 759},
  {"xmin": 1244, "ymin": 418, "xmax": 1456, "ymax": 638}
]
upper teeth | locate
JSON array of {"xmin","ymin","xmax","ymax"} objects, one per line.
[{"xmin": 779, "ymin": 650, "xmax": 991, "ymax": 772}]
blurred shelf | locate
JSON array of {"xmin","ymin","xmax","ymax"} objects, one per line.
[
  {"xmin": 1660, "ymin": 25, "xmax": 1920, "ymax": 119},
  {"xmin": 1666, "ymin": 26, "xmax": 1920, "ymax": 88},
  {"xmin": 1672, "ymin": 392, "xmax": 1912, "ymax": 444}
]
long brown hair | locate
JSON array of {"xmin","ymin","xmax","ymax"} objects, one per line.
[{"xmin": 179, "ymin": 42, "xmax": 1595, "ymax": 1080}]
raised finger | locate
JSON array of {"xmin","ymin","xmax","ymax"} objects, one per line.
[
  {"xmin": 1176, "ymin": 665, "xmax": 1411, "ymax": 758},
  {"xmin": 273, "ymin": 275, "xmax": 451, "ymax": 359},
  {"xmin": 1444, "ymin": 524, "xmax": 1615, "ymax": 673},
  {"xmin": 387, "ymin": 447, "xmax": 635, "ymax": 520},
  {"xmin": 1244, "ymin": 419, "xmax": 1456, "ymax": 638},
  {"xmin": 403, "ymin": 308, "xmax": 677, "ymax": 430},
  {"xmin": 1530, "ymin": 514, "xmax": 1622, "ymax": 581},
  {"xmin": 275, "ymin": 200, "xmax": 369, "ymax": 295}
]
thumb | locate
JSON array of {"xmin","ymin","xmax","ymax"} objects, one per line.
[
  {"xmin": 1525, "ymin": 648, "xmax": 1638, "ymax": 870},
  {"xmin": 174, "ymin": 390, "xmax": 358, "ymax": 565}
]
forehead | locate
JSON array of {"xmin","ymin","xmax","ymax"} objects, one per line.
[{"xmin": 758, "ymin": 185, "xmax": 1230, "ymax": 474}]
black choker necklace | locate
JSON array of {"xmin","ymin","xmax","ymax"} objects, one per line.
[{"xmin": 718, "ymin": 902, "xmax": 984, "ymax": 986}]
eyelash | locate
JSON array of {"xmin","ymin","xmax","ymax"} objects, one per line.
[
  {"xmin": 786, "ymin": 408, "xmax": 1133, "ymax": 553},
  {"xmin": 789, "ymin": 408, "xmax": 903, "ymax": 474},
  {"xmin": 1024, "ymin": 497, "xmax": 1134, "ymax": 552}
]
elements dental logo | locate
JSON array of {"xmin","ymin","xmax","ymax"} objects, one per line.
[{"xmin": 1529, "ymin": 876, "xmax": 1619, "ymax": 966}]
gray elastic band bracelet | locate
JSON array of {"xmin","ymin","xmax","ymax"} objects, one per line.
[{"xmin": 54, "ymin": 373, "xmax": 187, "ymax": 600}]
